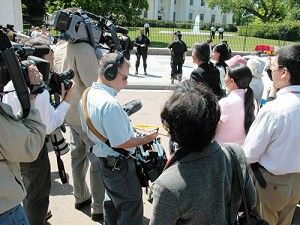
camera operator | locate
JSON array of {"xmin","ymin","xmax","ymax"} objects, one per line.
[
  {"xmin": 54, "ymin": 35, "xmax": 104, "ymax": 221},
  {"xmin": 3, "ymin": 40, "xmax": 75, "ymax": 225},
  {"xmin": 0, "ymin": 65, "xmax": 46, "ymax": 225},
  {"xmin": 79, "ymin": 52, "xmax": 158, "ymax": 225}
]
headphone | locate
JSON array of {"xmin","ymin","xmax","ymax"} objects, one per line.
[{"xmin": 104, "ymin": 53, "xmax": 125, "ymax": 81}]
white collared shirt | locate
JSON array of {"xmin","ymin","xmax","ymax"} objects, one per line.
[
  {"xmin": 3, "ymin": 81, "xmax": 70, "ymax": 135},
  {"xmin": 243, "ymin": 85, "xmax": 300, "ymax": 175}
]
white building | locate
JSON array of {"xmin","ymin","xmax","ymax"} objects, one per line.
[
  {"xmin": 0, "ymin": 0, "xmax": 23, "ymax": 31},
  {"xmin": 146, "ymin": 0, "xmax": 233, "ymax": 25}
]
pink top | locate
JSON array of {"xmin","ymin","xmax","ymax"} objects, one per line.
[{"xmin": 215, "ymin": 89, "xmax": 254, "ymax": 146}]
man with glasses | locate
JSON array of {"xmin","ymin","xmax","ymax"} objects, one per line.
[
  {"xmin": 79, "ymin": 52, "xmax": 158, "ymax": 225},
  {"xmin": 243, "ymin": 44, "xmax": 300, "ymax": 225}
]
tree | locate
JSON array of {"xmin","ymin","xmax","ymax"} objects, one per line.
[
  {"xmin": 22, "ymin": 0, "xmax": 47, "ymax": 25},
  {"xmin": 206, "ymin": 0, "xmax": 289, "ymax": 23},
  {"xmin": 46, "ymin": 0, "xmax": 148, "ymax": 25}
]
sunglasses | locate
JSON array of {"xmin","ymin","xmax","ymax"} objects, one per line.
[{"xmin": 118, "ymin": 72, "xmax": 128, "ymax": 81}]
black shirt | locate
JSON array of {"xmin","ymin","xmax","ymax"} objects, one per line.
[
  {"xmin": 134, "ymin": 35, "xmax": 150, "ymax": 53},
  {"xmin": 190, "ymin": 62, "xmax": 225, "ymax": 99},
  {"xmin": 168, "ymin": 40, "xmax": 187, "ymax": 61}
]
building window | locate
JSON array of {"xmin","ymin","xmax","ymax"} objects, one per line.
[
  {"xmin": 189, "ymin": 13, "xmax": 193, "ymax": 20},
  {"xmin": 190, "ymin": 0, "xmax": 193, "ymax": 5},
  {"xmin": 222, "ymin": 15, "xmax": 227, "ymax": 24},
  {"xmin": 200, "ymin": 14, "xmax": 204, "ymax": 21},
  {"xmin": 174, "ymin": 0, "xmax": 176, "ymax": 4},
  {"xmin": 173, "ymin": 12, "xmax": 176, "ymax": 21},
  {"xmin": 211, "ymin": 14, "xmax": 215, "ymax": 23},
  {"xmin": 143, "ymin": 11, "xmax": 147, "ymax": 18},
  {"xmin": 201, "ymin": 0, "xmax": 205, "ymax": 6}
]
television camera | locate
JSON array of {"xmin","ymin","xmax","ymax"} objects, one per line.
[{"xmin": 53, "ymin": 10, "xmax": 130, "ymax": 58}]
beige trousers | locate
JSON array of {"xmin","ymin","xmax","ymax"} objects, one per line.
[{"xmin": 255, "ymin": 167, "xmax": 300, "ymax": 225}]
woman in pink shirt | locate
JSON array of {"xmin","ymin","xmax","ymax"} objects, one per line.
[{"xmin": 215, "ymin": 64, "xmax": 256, "ymax": 145}]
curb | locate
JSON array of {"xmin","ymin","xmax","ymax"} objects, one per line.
[{"xmin": 125, "ymin": 84, "xmax": 176, "ymax": 90}]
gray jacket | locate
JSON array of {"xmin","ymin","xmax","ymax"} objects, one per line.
[
  {"xmin": 0, "ymin": 103, "xmax": 46, "ymax": 214},
  {"xmin": 150, "ymin": 141, "xmax": 255, "ymax": 225}
]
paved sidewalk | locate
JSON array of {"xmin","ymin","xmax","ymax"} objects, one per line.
[{"xmin": 127, "ymin": 54, "xmax": 195, "ymax": 90}]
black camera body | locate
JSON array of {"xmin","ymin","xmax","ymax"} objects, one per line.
[{"xmin": 48, "ymin": 68, "xmax": 74, "ymax": 95}]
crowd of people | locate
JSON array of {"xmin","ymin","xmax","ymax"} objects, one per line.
[{"xmin": 1, "ymin": 14, "xmax": 300, "ymax": 225}]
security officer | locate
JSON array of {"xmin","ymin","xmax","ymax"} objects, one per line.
[
  {"xmin": 134, "ymin": 28, "xmax": 150, "ymax": 76},
  {"xmin": 168, "ymin": 31, "xmax": 187, "ymax": 84}
]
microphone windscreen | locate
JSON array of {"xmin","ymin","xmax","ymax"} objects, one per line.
[{"xmin": 115, "ymin": 26, "xmax": 128, "ymax": 35}]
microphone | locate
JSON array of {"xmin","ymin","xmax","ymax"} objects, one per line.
[
  {"xmin": 122, "ymin": 99, "xmax": 142, "ymax": 116},
  {"xmin": 32, "ymin": 45, "xmax": 51, "ymax": 57},
  {"xmin": 115, "ymin": 26, "xmax": 128, "ymax": 35}
]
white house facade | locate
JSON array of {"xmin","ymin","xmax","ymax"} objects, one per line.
[
  {"xmin": 0, "ymin": 0, "xmax": 23, "ymax": 31},
  {"xmin": 146, "ymin": 0, "xmax": 233, "ymax": 25}
]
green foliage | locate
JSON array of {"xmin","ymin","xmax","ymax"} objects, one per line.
[
  {"xmin": 238, "ymin": 21, "xmax": 300, "ymax": 41},
  {"xmin": 206, "ymin": 0, "xmax": 298, "ymax": 23},
  {"xmin": 45, "ymin": 0, "xmax": 148, "ymax": 24}
]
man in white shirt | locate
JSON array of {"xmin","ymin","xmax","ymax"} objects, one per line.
[
  {"xmin": 243, "ymin": 44, "xmax": 300, "ymax": 225},
  {"xmin": 3, "ymin": 44, "xmax": 74, "ymax": 225}
]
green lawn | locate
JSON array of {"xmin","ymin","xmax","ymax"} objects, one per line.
[{"xmin": 128, "ymin": 27, "xmax": 295, "ymax": 52}]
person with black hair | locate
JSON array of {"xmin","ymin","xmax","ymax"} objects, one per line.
[
  {"xmin": 120, "ymin": 32, "xmax": 132, "ymax": 60},
  {"xmin": 190, "ymin": 42, "xmax": 224, "ymax": 99},
  {"xmin": 150, "ymin": 79, "xmax": 255, "ymax": 225},
  {"xmin": 215, "ymin": 64, "xmax": 257, "ymax": 145},
  {"xmin": 243, "ymin": 44, "xmax": 300, "ymax": 225},
  {"xmin": 212, "ymin": 43, "xmax": 230, "ymax": 89},
  {"xmin": 168, "ymin": 31, "xmax": 187, "ymax": 84},
  {"xmin": 134, "ymin": 28, "xmax": 151, "ymax": 75}
]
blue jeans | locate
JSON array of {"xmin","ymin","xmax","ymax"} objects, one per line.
[{"xmin": 0, "ymin": 204, "xmax": 29, "ymax": 225}]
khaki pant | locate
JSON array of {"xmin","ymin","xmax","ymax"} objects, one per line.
[{"xmin": 255, "ymin": 167, "xmax": 300, "ymax": 225}]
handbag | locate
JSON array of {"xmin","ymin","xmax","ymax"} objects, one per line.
[
  {"xmin": 227, "ymin": 146, "xmax": 269, "ymax": 225},
  {"xmin": 81, "ymin": 87, "xmax": 164, "ymax": 187}
]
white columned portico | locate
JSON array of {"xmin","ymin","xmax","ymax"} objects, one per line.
[
  {"xmin": 169, "ymin": 0, "xmax": 174, "ymax": 21},
  {"xmin": 153, "ymin": 0, "xmax": 159, "ymax": 19},
  {"xmin": 0, "ymin": 0, "xmax": 23, "ymax": 31}
]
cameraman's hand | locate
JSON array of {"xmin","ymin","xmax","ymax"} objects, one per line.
[
  {"xmin": 61, "ymin": 81, "xmax": 76, "ymax": 104},
  {"xmin": 144, "ymin": 128, "xmax": 159, "ymax": 142},
  {"xmin": 28, "ymin": 65, "xmax": 43, "ymax": 85}
]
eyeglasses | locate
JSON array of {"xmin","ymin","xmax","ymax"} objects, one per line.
[
  {"xmin": 270, "ymin": 63, "xmax": 283, "ymax": 71},
  {"xmin": 118, "ymin": 72, "xmax": 128, "ymax": 81}
]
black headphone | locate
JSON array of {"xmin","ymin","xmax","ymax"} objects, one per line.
[{"xmin": 104, "ymin": 53, "xmax": 125, "ymax": 81}]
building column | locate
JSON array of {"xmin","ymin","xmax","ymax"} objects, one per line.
[
  {"xmin": 154, "ymin": 0, "xmax": 159, "ymax": 19},
  {"xmin": 169, "ymin": 0, "xmax": 175, "ymax": 21}
]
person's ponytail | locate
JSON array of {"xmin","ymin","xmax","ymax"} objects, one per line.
[{"xmin": 244, "ymin": 87, "xmax": 255, "ymax": 133}]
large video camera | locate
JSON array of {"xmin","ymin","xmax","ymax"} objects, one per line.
[
  {"xmin": 53, "ymin": 10, "xmax": 129, "ymax": 58},
  {"xmin": 0, "ymin": 30, "xmax": 51, "ymax": 117}
]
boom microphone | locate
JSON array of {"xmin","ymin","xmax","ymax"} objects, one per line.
[
  {"xmin": 115, "ymin": 26, "xmax": 128, "ymax": 35},
  {"xmin": 122, "ymin": 99, "xmax": 142, "ymax": 116}
]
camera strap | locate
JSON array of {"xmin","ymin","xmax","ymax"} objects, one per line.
[
  {"xmin": 81, "ymin": 87, "xmax": 130, "ymax": 158},
  {"xmin": 81, "ymin": 13, "xmax": 103, "ymax": 59}
]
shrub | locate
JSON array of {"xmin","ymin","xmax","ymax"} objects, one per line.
[{"xmin": 238, "ymin": 21, "xmax": 300, "ymax": 41}]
